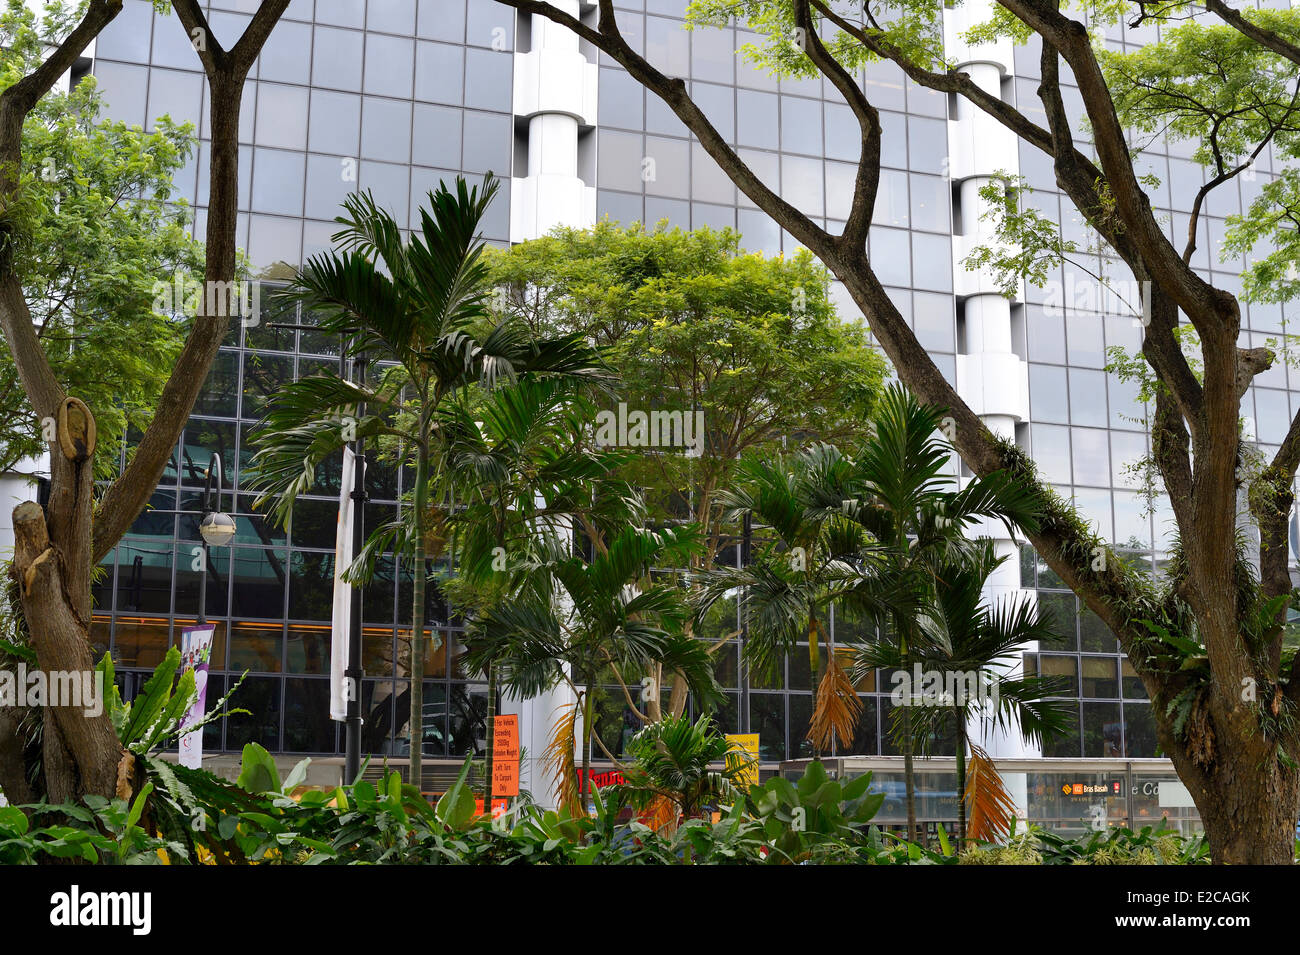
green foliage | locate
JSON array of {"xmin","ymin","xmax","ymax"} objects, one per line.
[
  {"xmin": 962, "ymin": 176, "xmax": 1087, "ymax": 297},
  {"xmin": 98, "ymin": 647, "xmax": 245, "ymax": 757},
  {"xmin": 957, "ymin": 821, "xmax": 1211, "ymax": 865},
  {"xmin": 746, "ymin": 760, "xmax": 885, "ymax": 862},
  {"xmin": 434, "ymin": 755, "xmax": 479, "ymax": 832},
  {"xmin": 484, "ymin": 221, "xmax": 886, "ymax": 559},
  {"xmin": 1098, "ymin": 10, "xmax": 1300, "ymax": 310},
  {"xmin": 0, "ymin": 0, "xmax": 206, "ymax": 478},
  {"xmin": 621, "ymin": 713, "xmax": 753, "ymax": 817},
  {"xmin": 0, "ymin": 736, "xmax": 1220, "ymax": 866},
  {"xmin": 465, "ymin": 522, "xmax": 721, "ymax": 705},
  {"xmin": 686, "ymin": 0, "xmax": 947, "ymax": 79}
]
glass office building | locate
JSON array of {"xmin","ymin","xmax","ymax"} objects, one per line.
[{"xmin": 61, "ymin": 0, "xmax": 1299, "ymax": 793}]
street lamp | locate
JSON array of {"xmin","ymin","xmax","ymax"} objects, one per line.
[{"xmin": 197, "ymin": 453, "xmax": 234, "ymax": 625}]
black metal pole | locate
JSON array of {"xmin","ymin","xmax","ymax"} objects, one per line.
[
  {"xmin": 739, "ymin": 511, "xmax": 752, "ymax": 734},
  {"xmin": 197, "ymin": 540, "xmax": 208, "ymax": 627},
  {"xmin": 197, "ymin": 453, "xmax": 222, "ymax": 627},
  {"xmin": 344, "ymin": 348, "xmax": 367, "ymax": 784}
]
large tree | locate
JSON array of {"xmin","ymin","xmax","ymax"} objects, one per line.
[
  {"xmin": 486, "ymin": 222, "xmax": 887, "ymax": 716},
  {"xmin": 1, "ymin": 0, "xmax": 289, "ymax": 807},
  {"xmin": 498, "ymin": 0, "xmax": 1300, "ymax": 863}
]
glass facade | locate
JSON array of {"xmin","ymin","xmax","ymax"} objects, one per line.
[
  {"xmin": 94, "ymin": 303, "xmax": 486, "ymax": 758},
  {"xmin": 785, "ymin": 758, "xmax": 1201, "ymax": 838},
  {"xmin": 80, "ymin": 1, "xmax": 1299, "ymax": 766}
]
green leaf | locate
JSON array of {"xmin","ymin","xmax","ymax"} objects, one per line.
[
  {"xmin": 282, "ymin": 758, "xmax": 312, "ymax": 793},
  {"xmin": 434, "ymin": 754, "xmax": 477, "ymax": 831},
  {"xmin": 126, "ymin": 781, "xmax": 154, "ymax": 832},
  {"xmin": 841, "ymin": 771, "xmax": 873, "ymax": 801},
  {"xmin": 0, "ymin": 806, "xmax": 30, "ymax": 836},
  {"xmin": 236, "ymin": 742, "xmax": 282, "ymax": 794},
  {"xmin": 120, "ymin": 647, "xmax": 181, "ymax": 745}
]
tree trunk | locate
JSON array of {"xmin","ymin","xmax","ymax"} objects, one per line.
[
  {"xmin": 808, "ymin": 611, "xmax": 828, "ymax": 759},
  {"xmin": 579, "ymin": 682, "xmax": 594, "ymax": 811},
  {"xmin": 0, "ymin": 705, "xmax": 35, "ymax": 804},
  {"xmin": 483, "ymin": 662, "xmax": 496, "ymax": 806},
  {"xmin": 902, "ymin": 701, "xmax": 918, "ymax": 845},
  {"xmin": 0, "ymin": 2, "xmax": 288, "ymax": 807},
  {"xmin": 1158, "ymin": 697, "xmax": 1300, "ymax": 864},
  {"xmin": 1195, "ymin": 763, "xmax": 1299, "ymax": 865},
  {"xmin": 408, "ymin": 445, "xmax": 430, "ymax": 790},
  {"xmin": 11, "ymin": 497, "xmax": 124, "ymax": 802}
]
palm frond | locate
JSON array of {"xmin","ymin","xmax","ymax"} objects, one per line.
[
  {"xmin": 545, "ymin": 700, "xmax": 583, "ymax": 817},
  {"xmin": 965, "ymin": 743, "xmax": 1018, "ymax": 843},
  {"xmin": 808, "ymin": 647, "xmax": 862, "ymax": 753}
]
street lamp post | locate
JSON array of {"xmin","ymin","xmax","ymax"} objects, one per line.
[{"xmin": 197, "ymin": 453, "xmax": 236, "ymax": 625}]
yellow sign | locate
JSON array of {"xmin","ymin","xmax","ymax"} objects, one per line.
[{"xmin": 725, "ymin": 733, "xmax": 760, "ymax": 789}]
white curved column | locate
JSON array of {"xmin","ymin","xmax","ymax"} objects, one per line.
[
  {"xmin": 945, "ymin": 0, "xmax": 1038, "ymax": 762},
  {"xmin": 511, "ymin": 0, "xmax": 597, "ymax": 242}
]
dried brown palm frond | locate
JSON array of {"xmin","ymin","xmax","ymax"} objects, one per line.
[
  {"xmin": 808, "ymin": 647, "xmax": 862, "ymax": 753},
  {"xmin": 638, "ymin": 793, "xmax": 679, "ymax": 836},
  {"xmin": 965, "ymin": 743, "xmax": 1018, "ymax": 843},
  {"xmin": 545, "ymin": 699, "xmax": 582, "ymax": 816}
]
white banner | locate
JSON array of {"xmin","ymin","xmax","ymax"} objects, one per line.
[
  {"xmin": 330, "ymin": 446, "xmax": 358, "ymax": 722},
  {"xmin": 178, "ymin": 624, "xmax": 216, "ymax": 769}
]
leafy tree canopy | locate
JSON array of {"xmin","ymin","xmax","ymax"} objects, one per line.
[
  {"xmin": 0, "ymin": 0, "xmax": 204, "ymax": 478},
  {"xmin": 485, "ymin": 221, "xmax": 888, "ymax": 557}
]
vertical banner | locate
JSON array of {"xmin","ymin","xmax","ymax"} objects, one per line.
[
  {"xmin": 178, "ymin": 624, "xmax": 216, "ymax": 769},
  {"xmin": 330, "ymin": 446, "xmax": 357, "ymax": 722},
  {"xmin": 492, "ymin": 714, "xmax": 521, "ymax": 798},
  {"xmin": 725, "ymin": 733, "xmax": 761, "ymax": 789}
]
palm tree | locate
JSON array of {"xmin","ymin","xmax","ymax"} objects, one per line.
[
  {"xmin": 245, "ymin": 176, "xmax": 605, "ymax": 787},
  {"xmin": 462, "ymin": 523, "xmax": 722, "ymax": 809},
  {"xmin": 710, "ymin": 384, "xmax": 1040, "ymax": 842},
  {"xmin": 842, "ymin": 383, "xmax": 1043, "ymax": 844},
  {"xmin": 439, "ymin": 376, "xmax": 635, "ymax": 806},
  {"xmin": 703, "ymin": 444, "xmax": 893, "ymax": 757},
  {"xmin": 620, "ymin": 712, "xmax": 756, "ymax": 822},
  {"xmin": 855, "ymin": 539, "xmax": 1073, "ymax": 847}
]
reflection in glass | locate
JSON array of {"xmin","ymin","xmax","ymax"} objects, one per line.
[
  {"xmin": 285, "ymin": 624, "xmax": 329, "ymax": 675},
  {"xmin": 1123, "ymin": 702, "xmax": 1157, "ymax": 757},
  {"xmin": 1083, "ymin": 701, "xmax": 1123, "ymax": 757},
  {"xmin": 750, "ymin": 693, "xmax": 785, "ymax": 762},
  {"xmin": 227, "ymin": 676, "xmax": 282, "ymax": 751},
  {"xmin": 284, "ymin": 678, "xmax": 336, "ymax": 753},
  {"xmin": 111, "ymin": 617, "xmax": 172, "ymax": 669},
  {"xmin": 288, "ymin": 552, "xmax": 334, "ymax": 621},
  {"xmin": 1081, "ymin": 656, "xmax": 1119, "ymax": 698},
  {"xmin": 229, "ymin": 621, "xmax": 283, "ymax": 674},
  {"xmin": 116, "ymin": 538, "xmax": 174, "ymax": 614},
  {"xmin": 228, "ymin": 547, "xmax": 287, "ymax": 618},
  {"xmin": 448, "ymin": 683, "xmax": 486, "ymax": 757}
]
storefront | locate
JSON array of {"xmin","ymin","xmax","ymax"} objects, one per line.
[{"xmin": 778, "ymin": 757, "xmax": 1202, "ymax": 838}]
